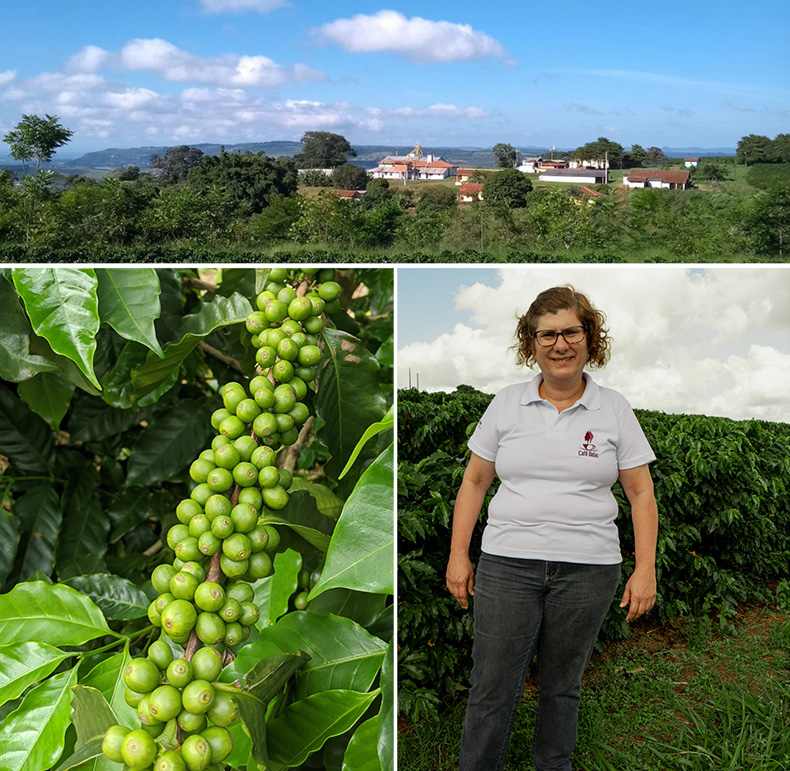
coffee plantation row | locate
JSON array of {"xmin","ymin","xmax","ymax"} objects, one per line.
[
  {"xmin": 0, "ymin": 266, "xmax": 394, "ymax": 771},
  {"xmin": 398, "ymin": 386, "xmax": 790, "ymax": 719}
]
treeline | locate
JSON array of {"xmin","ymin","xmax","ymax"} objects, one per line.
[
  {"xmin": 1, "ymin": 165, "xmax": 788, "ymax": 261},
  {"xmin": 397, "ymin": 387, "xmax": 790, "ymax": 718}
]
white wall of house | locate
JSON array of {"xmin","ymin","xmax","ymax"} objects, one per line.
[{"xmin": 539, "ymin": 173, "xmax": 606, "ymax": 184}]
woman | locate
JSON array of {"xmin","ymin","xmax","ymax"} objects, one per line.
[{"xmin": 446, "ymin": 285, "xmax": 658, "ymax": 771}]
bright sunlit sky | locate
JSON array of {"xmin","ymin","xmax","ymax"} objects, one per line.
[
  {"xmin": 396, "ymin": 266, "xmax": 790, "ymax": 423},
  {"xmin": 2, "ymin": 0, "xmax": 788, "ymax": 155}
]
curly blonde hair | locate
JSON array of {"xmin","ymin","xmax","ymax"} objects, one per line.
[{"xmin": 512, "ymin": 285, "xmax": 611, "ymax": 369}]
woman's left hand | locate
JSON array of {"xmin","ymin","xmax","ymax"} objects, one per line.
[{"xmin": 619, "ymin": 565, "xmax": 656, "ymax": 622}]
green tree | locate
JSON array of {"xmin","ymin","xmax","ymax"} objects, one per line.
[
  {"xmin": 415, "ymin": 185, "xmax": 457, "ymax": 213},
  {"xmin": 295, "ymin": 132, "xmax": 356, "ymax": 169},
  {"xmin": 187, "ymin": 151, "xmax": 298, "ymax": 216},
  {"xmin": 149, "ymin": 145, "xmax": 205, "ymax": 183},
  {"xmin": 736, "ymin": 134, "xmax": 773, "ymax": 166},
  {"xmin": 482, "ymin": 168, "xmax": 533, "ymax": 208},
  {"xmin": 571, "ymin": 137, "xmax": 624, "ymax": 168},
  {"xmin": 3, "ymin": 114, "xmax": 74, "ymax": 172},
  {"xmin": 771, "ymin": 133, "xmax": 790, "ymax": 163},
  {"xmin": 645, "ymin": 146, "xmax": 668, "ymax": 165},
  {"xmin": 624, "ymin": 144, "xmax": 647, "ymax": 167},
  {"xmin": 332, "ymin": 162, "xmax": 369, "ymax": 190},
  {"xmin": 694, "ymin": 159, "xmax": 732, "ymax": 182},
  {"xmin": 741, "ymin": 184, "xmax": 790, "ymax": 256},
  {"xmin": 298, "ymin": 169, "xmax": 333, "ymax": 188},
  {"xmin": 360, "ymin": 178, "xmax": 394, "ymax": 211},
  {"xmin": 246, "ymin": 196, "xmax": 303, "ymax": 243},
  {"xmin": 492, "ymin": 143, "xmax": 518, "ymax": 169},
  {"xmin": 141, "ymin": 184, "xmax": 236, "ymax": 242}
]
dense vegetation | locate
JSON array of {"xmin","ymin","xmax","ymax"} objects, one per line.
[
  {"xmin": 1, "ymin": 121, "xmax": 788, "ymax": 262},
  {"xmin": 0, "ymin": 266, "xmax": 394, "ymax": 771},
  {"xmin": 397, "ymin": 387, "xmax": 790, "ymax": 720}
]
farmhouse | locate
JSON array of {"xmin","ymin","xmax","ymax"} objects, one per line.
[
  {"xmin": 331, "ymin": 189, "xmax": 363, "ymax": 201},
  {"xmin": 455, "ymin": 168, "xmax": 476, "ymax": 185},
  {"xmin": 684, "ymin": 158, "xmax": 699, "ymax": 168},
  {"xmin": 458, "ymin": 182, "xmax": 484, "ymax": 203},
  {"xmin": 370, "ymin": 142, "xmax": 456, "ymax": 182},
  {"xmin": 539, "ymin": 159, "xmax": 569, "ymax": 171},
  {"xmin": 517, "ymin": 157, "xmax": 542, "ymax": 173},
  {"xmin": 622, "ymin": 169, "xmax": 690, "ymax": 190},
  {"xmin": 538, "ymin": 168, "xmax": 608, "ymax": 185}
]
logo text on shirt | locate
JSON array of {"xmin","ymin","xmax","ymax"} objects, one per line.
[{"xmin": 579, "ymin": 430, "xmax": 599, "ymax": 458}]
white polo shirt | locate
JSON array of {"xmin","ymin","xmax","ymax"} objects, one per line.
[{"xmin": 467, "ymin": 373, "xmax": 656, "ymax": 565}]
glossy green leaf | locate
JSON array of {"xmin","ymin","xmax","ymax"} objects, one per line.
[
  {"xmin": 0, "ymin": 277, "xmax": 59, "ymax": 382},
  {"xmin": 338, "ymin": 405, "xmax": 394, "ymax": 480},
  {"xmin": 256, "ymin": 611, "xmax": 387, "ymax": 698},
  {"xmin": 107, "ymin": 487, "xmax": 153, "ymax": 544},
  {"xmin": 81, "ymin": 644, "xmax": 137, "ymax": 731},
  {"xmin": 254, "ymin": 549, "xmax": 302, "ymax": 628},
  {"xmin": 316, "ymin": 329, "xmax": 387, "ymax": 486},
  {"xmin": 266, "ymin": 688, "xmax": 380, "ymax": 771},
  {"xmin": 17, "ymin": 373, "xmax": 75, "ymax": 430},
  {"xmin": 95, "ymin": 268, "xmax": 163, "ymax": 357},
  {"xmin": 0, "ymin": 666, "xmax": 79, "ymax": 771},
  {"xmin": 306, "ymin": 588, "xmax": 388, "ymax": 629},
  {"xmin": 70, "ymin": 686, "xmax": 116, "ymax": 747},
  {"xmin": 0, "ymin": 384, "xmax": 55, "ymax": 474},
  {"xmin": 56, "ymin": 466, "xmax": 109, "ymax": 575},
  {"xmin": 64, "ymin": 574, "xmax": 149, "ymax": 621},
  {"xmin": 52, "ymin": 737, "xmax": 104, "ymax": 771},
  {"xmin": 0, "ymin": 509, "xmax": 21, "ymax": 587},
  {"xmin": 68, "ymin": 395, "xmax": 139, "ymax": 443},
  {"xmin": 125, "ymin": 398, "xmax": 213, "ymax": 487},
  {"xmin": 342, "ymin": 716, "xmax": 381, "ymax": 771},
  {"xmin": 235, "ymin": 652, "xmax": 311, "ymax": 771},
  {"xmin": 260, "ymin": 490, "xmax": 336, "ymax": 552},
  {"xmin": 378, "ymin": 641, "xmax": 394, "ymax": 771},
  {"xmin": 99, "ymin": 341, "xmax": 148, "ymax": 409},
  {"xmin": 289, "ymin": 478, "xmax": 344, "ymax": 519},
  {"xmin": 12, "ymin": 485, "xmax": 61, "ymax": 580},
  {"xmin": 130, "ymin": 291, "xmax": 252, "ymax": 402},
  {"xmin": 0, "ymin": 581, "xmax": 112, "ymax": 646},
  {"xmin": 0, "ymin": 642, "xmax": 71, "ymax": 708},
  {"xmin": 12, "ymin": 268, "xmax": 101, "ymax": 390},
  {"xmin": 310, "ymin": 444, "xmax": 394, "ymax": 599}
]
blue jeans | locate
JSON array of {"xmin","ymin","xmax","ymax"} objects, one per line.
[{"xmin": 459, "ymin": 554, "xmax": 621, "ymax": 771}]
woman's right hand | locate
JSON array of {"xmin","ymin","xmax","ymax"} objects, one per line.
[{"xmin": 446, "ymin": 553, "xmax": 475, "ymax": 610}]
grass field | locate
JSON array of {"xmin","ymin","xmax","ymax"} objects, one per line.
[{"xmin": 397, "ymin": 603, "xmax": 790, "ymax": 770}]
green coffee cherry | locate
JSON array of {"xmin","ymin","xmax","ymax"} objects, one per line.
[
  {"xmin": 206, "ymin": 690, "xmax": 239, "ymax": 727},
  {"xmin": 123, "ymin": 657, "xmax": 161, "ymax": 694},
  {"xmin": 120, "ymin": 729, "xmax": 158, "ymax": 769},
  {"xmin": 190, "ymin": 646, "xmax": 223, "ymax": 682},
  {"xmin": 166, "ymin": 658, "xmax": 193, "ymax": 689},
  {"xmin": 177, "ymin": 707, "xmax": 207, "ymax": 733},
  {"xmin": 202, "ymin": 725, "xmax": 233, "ymax": 764},
  {"xmin": 194, "ymin": 581, "xmax": 225, "ymax": 612},
  {"xmin": 196, "ymin": 611, "xmax": 226, "ymax": 645},
  {"xmin": 147, "ymin": 640, "xmax": 174, "ymax": 671},
  {"xmin": 149, "ymin": 684, "xmax": 182, "ymax": 722},
  {"xmin": 155, "ymin": 749, "xmax": 187, "ymax": 771},
  {"xmin": 181, "ymin": 680, "xmax": 215, "ymax": 714},
  {"xmin": 160, "ymin": 599, "xmax": 197, "ymax": 638},
  {"xmin": 102, "ymin": 724, "xmax": 130, "ymax": 763},
  {"xmin": 181, "ymin": 734, "xmax": 213, "ymax": 771}
]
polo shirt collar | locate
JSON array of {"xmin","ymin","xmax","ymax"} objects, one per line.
[{"xmin": 521, "ymin": 372, "xmax": 602, "ymax": 411}]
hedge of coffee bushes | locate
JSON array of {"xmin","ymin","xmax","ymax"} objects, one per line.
[{"xmin": 398, "ymin": 387, "xmax": 790, "ymax": 719}]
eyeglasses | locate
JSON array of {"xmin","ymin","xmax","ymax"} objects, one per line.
[{"xmin": 534, "ymin": 326, "xmax": 586, "ymax": 346}]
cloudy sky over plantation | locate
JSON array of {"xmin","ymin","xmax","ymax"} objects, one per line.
[
  {"xmin": 397, "ymin": 266, "xmax": 790, "ymax": 423},
  {"xmin": 2, "ymin": 0, "xmax": 788, "ymax": 153}
]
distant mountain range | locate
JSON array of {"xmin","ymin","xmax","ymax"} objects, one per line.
[{"xmin": 1, "ymin": 141, "xmax": 737, "ymax": 173}]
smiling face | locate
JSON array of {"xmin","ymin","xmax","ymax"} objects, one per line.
[{"xmin": 531, "ymin": 308, "xmax": 589, "ymax": 387}]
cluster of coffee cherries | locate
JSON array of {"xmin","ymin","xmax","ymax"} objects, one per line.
[
  {"xmin": 100, "ymin": 267, "xmax": 341, "ymax": 770},
  {"xmin": 101, "ymin": 640, "xmax": 236, "ymax": 770}
]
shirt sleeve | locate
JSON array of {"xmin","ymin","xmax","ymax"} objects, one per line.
[
  {"xmin": 616, "ymin": 404, "xmax": 656, "ymax": 469},
  {"xmin": 467, "ymin": 395, "xmax": 500, "ymax": 462}
]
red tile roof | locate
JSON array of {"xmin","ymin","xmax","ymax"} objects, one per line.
[
  {"xmin": 459, "ymin": 183, "xmax": 483, "ymax": 195},
  {"xmin": 626, "ymin": 169, "xmax": 690, "ymax": 185},
  {"xmin": 577, "ymin": 186, "xmax": 606, "ymax": 197}
]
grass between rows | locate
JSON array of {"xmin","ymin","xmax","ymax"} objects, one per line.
[{"xmin": 397, "ymin": 603, "xmax": 790, "ymax": 771}]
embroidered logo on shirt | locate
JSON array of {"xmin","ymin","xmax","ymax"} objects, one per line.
[{"xmin": 579, "ymin": 431, "xmax": 599, "ymax": 458}]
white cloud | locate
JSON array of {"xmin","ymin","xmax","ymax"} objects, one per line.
[
  {"xmin": 198, "ymin": 0, "xmax": 286, "ymax": 14},
  {"xmin": 56, "ymin": 39, "xmax": 327, "ymax": 89},
  {"xmin": 314, "ymin": 10, "xmax": 512, "ymax": 65},
  {"xmin": 398, "ymin": 267, "xmax": 790, "ymax": 423},
  {"xmin": 0, "ymin": 70, "xmax": 17, "ymax": 86}
]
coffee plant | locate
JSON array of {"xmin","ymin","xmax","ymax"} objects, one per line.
[{"xmin": 0, "ymin": 266, "xmax": 394, "ymax": 771}]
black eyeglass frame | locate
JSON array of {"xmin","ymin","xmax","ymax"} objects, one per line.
[{"xmin": 534, "ymin": 326, "xmax": 586, "ymax": 346}]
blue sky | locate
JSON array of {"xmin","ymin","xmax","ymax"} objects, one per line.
[
  {"xmin": 397, "ymin": 266, "xmax": 790, "ymax": 423},
  {"xmin": 2, "ymin": 0, "xmax": 788, "ymax": 155}
]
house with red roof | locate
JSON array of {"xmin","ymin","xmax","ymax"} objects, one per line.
[
  {"xmin": 622, "ymin": 169, "xmax": 691, "ymax": 190},
  {"xmin": 370, "ymin": 144, "xmax": 456, "ymax": 182},
  {"xmin": 459, "ymin": 182, "xmax": 484, "ymax": 203}
]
